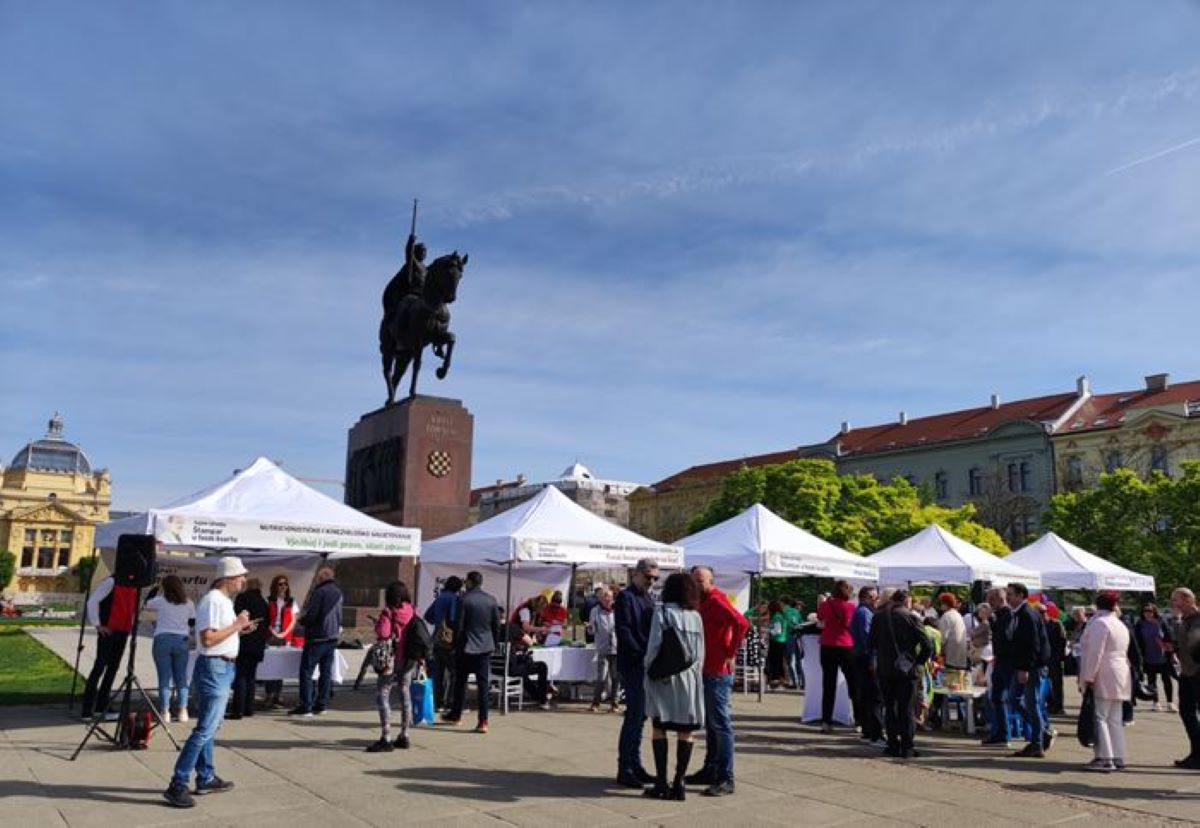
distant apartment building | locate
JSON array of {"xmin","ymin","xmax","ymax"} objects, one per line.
[
  {"xmin": 1051, "ymin": 374, "xmax": 1200, "ymax": 491},
  {"xmin": 471, "ymin": 463, "xmax": 642, "ymax": 527}
]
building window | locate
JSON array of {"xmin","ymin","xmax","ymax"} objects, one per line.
[
  {"xmin": 1065, "ymin": 456, "xmax": 1083, "ymax": 489},
  {"xmin": 1105, "ymin": 451, "xmax": 1124, "ymax": 473},
  {"xmin": 1007, "ymin": 463, "xmax": 1019, "ymax": 493},
  {"xmin": 57, "ymin": 548, "xmax": 71, "ymax": 567},
  {"xmin": 60, "ymin": 530, "xmax": 73, "ymax": 544},
  {"xmin": 968, "ymin": 467, "xmax": 983, "ymax": 496},
  {"xmin": 25, "ymin": 528, "xmax": 36, "ymax": 543},
  {"xmin": 41, "ymin": 528, "xmax": 56, "ymax": 543},
  {"xmin": 934, "ymin": 472, "xmax": 948, "ymax": 501},
  {"xmin": 903, "ymin": 474, "xmax": 918, "ymax": 487},
  {"xmin": 1020, "ymin": 462, "xmax": 1032, "ymax": 492},
  {"xmin": 37, "ymin": 547, "xmax": 55, "ymax": 568},
  {"xmin": 1150, "ymin": 446, "xmax": 1170, "ymax": 476},
  {"xmin": 21, "ymin": 547, "xmax": 34, "ymax": 567}
]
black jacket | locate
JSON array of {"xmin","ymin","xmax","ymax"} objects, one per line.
[
  {"xmin": 454, "ymin": 586, "xmax": 500, "ymax": 655},
  {"xmin": 234, "ymin": 588, "xmax": 270, "ymax": 662},
  {"xmin": 990, "ymin": 605, "xmax": 1013, "ymax": 663},
  {"xmin": 299, "ymin": 579, "xmax": 344, "ymax": 642},
  {"xmin": 869, "ymin": 607, "xmax": 933, "ymax": 678},
  {"xmin": 1004, "ymin": 602, "xmax": 1050, "ymax": 671}
]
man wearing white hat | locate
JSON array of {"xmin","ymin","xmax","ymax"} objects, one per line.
[{"xmin": 164, "ymin": 556, "xmax": 255, "ymax": 808}]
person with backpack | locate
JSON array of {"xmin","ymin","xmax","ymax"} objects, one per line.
[
  {"xmin": 367, "ymin": 581, "xmax": 417, "ymax": 752},
  {"xmin": 424, "ymin": 576, "xmax": 462, "ymax": 711},
  {"xmin": 1005, "ymin": 583, "xmax": 1053, "ymax": 758},
  {"xmin": 869, "ymin": 589, "xmax": 933, "ymax": 759}
]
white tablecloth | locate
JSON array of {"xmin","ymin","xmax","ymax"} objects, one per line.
[
  {"xmin": 799, "ymin": 640, "xmax": 853, "ymax": 725},
  {"xmin": 530, "ymin": 646, "xmax": 598, "ymax": 682},
  {"xmin": 187, "ymin": 647, "xmax": 348, "ymax": 684}
]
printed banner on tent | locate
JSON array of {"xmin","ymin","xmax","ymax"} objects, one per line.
[
  {"xmin": 764, "ymin": 550, "xmax": 878, "ymax": 580},
  {"xmin": 152, "ymin": 513, "xmax": 419, "ymax": 557},
  {"xmin": 515, "ymin": 537, "xmax": 683, "ymax": 568}
]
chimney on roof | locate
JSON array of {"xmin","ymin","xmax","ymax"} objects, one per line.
[
  {"xmin": 516, "ymin": 473, "xmax": 527, "ymax": 485},
  {"xmin": 898, "ymin": 411, "xmax": 908, "ymax": 426},
  {"xmin": 840, "ymin": 421, "xmax": 851, "ymax": 434},
  {"xmin": 990, "ymin": 393, "xmax": 1000, "ymax": 409},
  {"xmin": 1145, "ymin": 373, "xmax": 1170, "ymax": 393},
  {"xmin": 1076, "ymin": 375, "xmax": 1091, "ymax": 397}
]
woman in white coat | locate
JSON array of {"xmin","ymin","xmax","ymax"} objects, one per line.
[{"xmin": 1078, "ymin": 591, "xmax": 1131, "ymax": 771}]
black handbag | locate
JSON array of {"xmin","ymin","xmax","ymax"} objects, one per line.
[
  {"xmin": 648, "ymin": 607, "xmax": 693, "ymax": 681},
  {"xmin": 1076, "ymin": 688, "xmax": 1095, "ymax": 747}
]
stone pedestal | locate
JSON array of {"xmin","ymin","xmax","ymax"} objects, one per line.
[{"xmin": 338, "ymin": 396, "xmax": 473, "ymax": 627}]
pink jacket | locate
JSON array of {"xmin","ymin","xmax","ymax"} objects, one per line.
[
  {"xmin": 375, "ymin": 604, "xmax": 415, "ymax": 653},
  {"xmin": 1078, "ymin": 611, "xmax": 1131, "ymax": 701}
]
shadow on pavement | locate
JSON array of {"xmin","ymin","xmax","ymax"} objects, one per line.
[
  {"xmin": 0, "ymin": 780, "xmax": 153, "ymax": 805},
  {"xmin": 367, "ymin": 766, "xmax": 607, "ymax": 803}
]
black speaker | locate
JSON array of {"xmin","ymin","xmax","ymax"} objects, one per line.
[{"xmin": 115, "ymin": 534, "xmax": 157, "ymax": 589}]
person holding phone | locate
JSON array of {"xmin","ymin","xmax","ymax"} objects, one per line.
[{"xmin": 230, "ymin": 577, "xmax": 270, "ymax": 719}]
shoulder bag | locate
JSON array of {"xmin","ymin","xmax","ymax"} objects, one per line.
[
  {"xmin": 648, "ymin": 607, "xmax": 693, "ymax": 681},
  {"xmin": 888, "ymin": 611, "xmax": 916, "ymax": 675}
]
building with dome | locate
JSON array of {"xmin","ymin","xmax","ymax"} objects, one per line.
[
  {"xmin": 1, "ymin": 414, "xmax": 111, "ymax": 598},
  {"xmin": 471, "ymin": 462, "xmax": 642, "ymax": 527}
]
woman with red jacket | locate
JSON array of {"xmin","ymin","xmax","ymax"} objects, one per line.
[
  {"xmin": 263, "ymin": 574, "xmax": 301, "ymax": 708},
  {"xmin": 816, "ymin": 580, "xmax": 858, "ymax": 733},
  {"xmin": 366, "ymin": 581, "xmax": 416, "ymax": 752}
]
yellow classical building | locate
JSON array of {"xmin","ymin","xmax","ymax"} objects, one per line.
[
  {"xmin": 1, "ymin": 414, "xmax": 110, "ymax": 596},
  {"xmin": 1051, "ymin": 375, "xmax": 1200, "ymax": 491}
]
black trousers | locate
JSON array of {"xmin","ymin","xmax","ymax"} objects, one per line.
[
  {"xmin": 880, "ymin": 673, "xmax": 918, "ymax": 750},
  {"xmin": 449, "ymin": 650, "xmax": 491, "ymax": 723},
  {"xmin": 81, "ymin": 631, "xmax": 129, "ymax": 716},
  {"xmin": 852, "ymin": 653, "xmax": 883, "ymax": 740},
  {"xmin": 430, "ymin": 648, "xmax": 455, "ymax": 708},
  {"xmin": 231, "ymin": 656, "xmax": 261, "ymax": 716},
  {"xmin": 1145, "ymin": 662, "xmax": 1176, "ymax": 704},
  {"xmin": 509, "ymin": 654, "xmax": 550, "ymax": 703},
  {"xmin": 820, "ymin": 645, "xmax": 857, "ymax": 725},
  {"xmin": 1048, "ymin": 659, "xmax": 1065, "ymax": 713}
]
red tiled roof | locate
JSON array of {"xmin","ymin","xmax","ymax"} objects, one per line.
[
  {"xmin": 1055, "ymin": 380, "xmax": 1200, "ymax": 435},
  {"xmin": 834, "ymin": 391, "xmax": 1080, "ymax": 457},
  {"xmin": 649, "ymin": 449, "xmax": 799, "ymax": 492}
]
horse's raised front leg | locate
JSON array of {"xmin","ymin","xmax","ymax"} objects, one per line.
[{"xmin": 435, "ymin": 332, "xmax": 456, "ymax": 380}]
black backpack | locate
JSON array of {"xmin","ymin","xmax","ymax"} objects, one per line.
[{"xmin": 404, "ymin": 615, "xmax": 433, "ymax": 662}]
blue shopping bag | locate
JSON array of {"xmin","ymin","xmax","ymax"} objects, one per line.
[{"xmin": 411, "ymin": 676, "xmax": 435, "ymax": 726}]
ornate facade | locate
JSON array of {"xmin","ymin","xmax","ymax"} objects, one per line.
[
  {"xmin": 0, "ymin": 414, "xmax": 110, "ymax": 596},
  {"xmin": 472, "ymin": 463, "xmax": 641, "ymax": 527}
]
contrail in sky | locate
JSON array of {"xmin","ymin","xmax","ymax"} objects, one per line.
[{"xmin": 1106, "ymin": 136, "xmax": 1200, "ymax": 175}]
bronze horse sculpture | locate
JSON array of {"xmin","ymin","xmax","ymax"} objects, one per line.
[{"xmin": 379, "ymin": 250, "xmax": 468, "ymax": 404}]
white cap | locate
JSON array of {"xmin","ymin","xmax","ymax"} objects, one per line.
[{"xmin": 216, "ymin": 556, "xmax": 248, "ymax": 580}]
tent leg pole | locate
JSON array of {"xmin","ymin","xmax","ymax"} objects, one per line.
[
  {"xmin": 756, "ymin": 575, "xmax": 763, "ymax": 704},
  {"xmin": 569, "ymin": 563, "xmax": 578, "ymax": 642},
  {"xmin": 502, "ymin": 562, "xmax": 513, "ymax": 716}
]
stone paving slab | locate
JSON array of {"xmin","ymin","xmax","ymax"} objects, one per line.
[{"xmin": 6, "ymin": 631, "xmax": 1200, "ymax": 826}]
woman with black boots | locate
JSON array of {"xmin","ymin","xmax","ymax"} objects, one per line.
[{"xmin": 642, "ymin": 572, "xmax": 706, "ymax": 801}]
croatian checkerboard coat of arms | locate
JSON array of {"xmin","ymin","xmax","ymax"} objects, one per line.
[{"xmin": 426, "ymin": 450, "xmax": 452, "ymax": 478}]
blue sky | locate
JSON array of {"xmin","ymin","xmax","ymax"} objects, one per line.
[{"xmin": 3, "ymin": 2, "xmax": 1200, "ymax": 509}]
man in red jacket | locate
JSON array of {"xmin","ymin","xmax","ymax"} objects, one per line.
[{"xmin": 686, "ymin": 566, "xmax": 751, "ymax": 797}]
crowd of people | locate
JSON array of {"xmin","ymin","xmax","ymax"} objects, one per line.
[{"xmin": 69, "ymin": 553, "xmax": 1200, "ymax": 808}]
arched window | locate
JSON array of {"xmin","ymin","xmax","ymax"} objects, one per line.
[
  {"xmin": 1150, "ymin": 446, "xmax": 1170, "ymax": 476},
  {"xmin": 1065, "ymin": 456, "xmax": 1083, "ymax": 488},
  {"xmin": 1105, "ymin": 451, "xmax": 1124, "ymax": 473}
]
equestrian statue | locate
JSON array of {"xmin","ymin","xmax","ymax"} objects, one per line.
[{"xmin": 379, "ymin": 200, "xmax": 468, "ymax": 404}]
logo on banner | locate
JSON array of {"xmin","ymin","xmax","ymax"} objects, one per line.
[{"xmin": 427, "ymin": 450, "xmax": 452, "ymax": 478}]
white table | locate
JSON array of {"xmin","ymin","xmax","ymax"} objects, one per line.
[
  {"xmin": 799, "ymin": 640, "xmax": 853, "ymax": 725},
  {"xmin": 932, "ymin": 686, "xmax": 987, "ymax": 736},
  {"xmin": 529, "ymin": 646, "xmax": 598, "ymax": 682},
  {"xmin": 187, "ymin": 647, "xmax": 348, "ymax": 684}
]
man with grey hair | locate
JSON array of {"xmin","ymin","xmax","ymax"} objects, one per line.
[
  {"xmin": 1169, "ymin": 587, "xmax": 1200, "ymax": 769},
  {"xmin": 982, "ymin": 586, "xmax": 1013, "ymax": 747},
  {"xmin": 614, "ymin": 557, "xmax": 658, "ymax": 788}
]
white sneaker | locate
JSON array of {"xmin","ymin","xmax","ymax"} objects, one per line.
[
  {"xmin": 161, "ymin": 707, "xmax": 172, "ymax": 722},
  {"xmin": 1152, "ymin": 702, "xmax": 1162, "ymax": 712},
  {"xmin": 1169, "ymin": 702, "xmax": 1178, "ymax": 713},
  {"xmin": 177, "ymin": 709, "xmax": 189, "ymax": 723}
]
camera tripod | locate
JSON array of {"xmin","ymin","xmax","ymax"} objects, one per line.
[{"xmin": 71, "ymin": 587, "xmax": 180, "ymax": 759}]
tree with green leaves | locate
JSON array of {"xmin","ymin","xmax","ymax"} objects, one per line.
[
  {"xmin": 1043, "ymin": 462, "xmax": 1200, "ymax": 597},
  {"xmin": 0, "ymin": 550, "xmax": 14, "ymax": 593}
]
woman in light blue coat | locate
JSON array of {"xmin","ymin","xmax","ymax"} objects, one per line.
[{"xmin": 643, "ymin": 572, "xmax": 705, "ymax": 801}]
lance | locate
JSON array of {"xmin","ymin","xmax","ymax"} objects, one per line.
[{"xmin": 410, "ymin": 197, "xmax": 419, "ymax": 239}]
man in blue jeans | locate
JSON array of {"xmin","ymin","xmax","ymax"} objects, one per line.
[
  {"xmin": 981, "ymin": 587, "xmax": 1014, "ymax": 747},
  {"xmin": 164, "ymin": 557, "xmax": 255, "ymax": 808},
  {"xmin": 614, "ymin": 557, "xmax": 658, "ymax": 788},
  {"xmin": 687, "ymin": 566, "xmax": 750, "ymax": 796},
  {"xmin": 290, "ymin": 566, "xmax": 344, "ymax": 717},
  {"xmin": 1005, "ymin": 583, "xmax": 1052, "ymax": 758}
]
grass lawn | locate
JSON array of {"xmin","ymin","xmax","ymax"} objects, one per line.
[
  {"xmin": 0, "ymin": 618, "xmax": 78, "ymax": 628},
  {"xmin": 0, "ymin": 627, "xmax": 80, "ymax": 704}
]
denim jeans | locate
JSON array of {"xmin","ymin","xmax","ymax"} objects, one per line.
[
  {"xmin": 988, "ymin": 663, "xmax": 1013, "ymax": 742},
  {"xmin": 170, "ymin": 656, "xmax": 235, "ymax": 788},
  {"xmin": 785, "ymin": 637, "xmax": 803, "ymax": 688},
  {"xmin": 152, "ymin": 634, "xmax": 190, "ymax": 710},
  {"xmin": 617, "ymin": 663, "xmax": 647, "ymax": 775},
  {"xmin": 1013, "ymin": 667, "xmax": 1047, "ymax": 747},
  {"xmin": 298, "ymin": 639, "xmax": 337, "ymax": 712},
  {"xmin": 701, "ymin": 674, "xmax": 735, "ymax": 783}
]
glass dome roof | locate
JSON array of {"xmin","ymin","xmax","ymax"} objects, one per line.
[{"xmin": 8, "ymin": 413, "xmax": 93, "ymax": 475}]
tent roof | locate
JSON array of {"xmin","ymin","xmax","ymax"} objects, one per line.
[
  {"xmin": 1007, "ymin": 532, "xmax": 1155, "ymax": 591},
  {"xmin": 866, "ymin": 524, "xmax": 1040, "ymax": 588},
  {"xmin": 673, "ymin": 504, "xmax": 878, "ymax": 581},
  {"xmin": 422, "ymin": 484, "xmax": 681, "ymax": 568},
  {"xmin": 94, "ymin": 457, "xmax": 419, "ymax": 559}
]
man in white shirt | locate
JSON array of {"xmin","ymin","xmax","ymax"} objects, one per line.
[{"xmin": 164, "ymin": 557, "xmax": 255, "ymax": 809}]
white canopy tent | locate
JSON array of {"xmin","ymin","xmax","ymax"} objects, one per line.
[
  {"xmin": 1006, "ymin": 532, "xmax": 1155, "ymax": 592},
  {"xmin": 673, "ymin": 503, "xmax": 880, "ymax": 611},
  {"xmin": 866, "ymin": 524, "xmax": 1041, "ymax": 589}
]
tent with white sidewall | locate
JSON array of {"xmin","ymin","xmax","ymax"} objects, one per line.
[
  {"xmin": 865, "ymin": 524, "xmax": 1040, "ymax": 589},
  {"xmin": 1006, "ymin": 532, "xmax": 1155, "ymax": 592}
]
